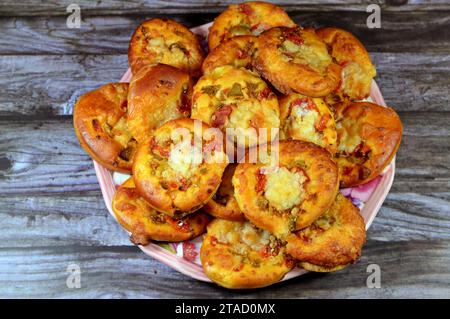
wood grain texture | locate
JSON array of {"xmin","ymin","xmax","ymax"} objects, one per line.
[
  {"xmin": 0, "ymin": 240, "xmax": 448, "ymax": 298},
  {"xmin": 0, "ymin": 0, "xmax": 447, "ymax": 17},
  {"xmin": 0, "ymin": 11, "xmax": 448, "ymax": 55},
  {"xmin": 0, "ymin": 52, "xmax": 448, "ymax": 116}
]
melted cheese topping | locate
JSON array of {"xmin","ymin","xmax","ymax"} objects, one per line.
[
  {"xmin": 336, "ymin": 120, "xmax": 361, "ymax": 153},
  {"xmin": 167, "ymin": 139, "xmax": 201, "ymax": 178},
  {"xmin": 214, "ymin": 221, "xmax": 271, "ymax": 254},
  {"xmin": 289, "ymin": 105, "xmax": 321, "ymax": 145},
  {"xmin": 227, "ymin": 101, "xmax": 280, "ymax": 146},
  {"xmin": 264, "ymin": 167, "xmax": 305, "ymax": 211},
  {"xmin": 111, "ymin": 117, "xmax": 133, "ymax": 148}
]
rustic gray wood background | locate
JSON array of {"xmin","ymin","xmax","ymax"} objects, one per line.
[{"xmin": 0, "ymin": 0, "xmax": 449, "ymax": 298}]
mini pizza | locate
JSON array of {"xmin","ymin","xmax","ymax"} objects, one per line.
[
  {"xmin": 232, "ymin": 140, "xmax": 339, "ymax": 239},
  {"xmin": 208, "ymin": 1, "xmax": 295, "ymax": 51},
  {"xmin": 128, "ymin": 18, "xmax": 204, "ymax": 77},
  {"xmin": 112, "ymin": 178, "xmax": 211, "ymax": 245},
  {"xmin": 127, "ymin": 64, "xmax": 193, "ymax": 143},
  {"xmin": 202, "ymin": 35, "xmax": 258, "ymax": 75},
  {"xmin": 279, "ymin": 93, "xmax": 337, "ymax": 154},
  {"xmin": 203, "ymin": 164, "xmax": 245, "ymax": 221},
  {"xmin": 254, "ymin": 26, "xmax": 341, "ymax": 97},
  {"xmin": 317, "ymin": 27, "xmax": 376, "ymax": 102},
  {"xmin": 73, "ymin": 82, "xmax": 137, "ymax": 173},
  {"xmin": 335, "ymin": 102, "xmax": 403, "ymax": 187},
  {"xmin": 200, "ymin": 219, "xmax": 294, "ymax": 289},
  {"xmin": 286, "ymin": 194, "xmax": 366, "ymax": 272},
  {"xmin": 132, "ymin": 118, "xmax": 228, "ymax": 217},
  {"xmin": 191, "ymin": 65, "xmax": 280, "ymax": 148}
]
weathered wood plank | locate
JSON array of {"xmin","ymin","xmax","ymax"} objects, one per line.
[
  {"xmin": 0, "ymin": 112, "xmax": 449, "ymax": 195},
  {"xmin": 0, "ymin": 11, "xmax": 448, "ymax": 55},
  {"xmin": 0, "ymin": 53, "xmax": 448, "ymax": 116},
  {"xmin": 0, "ymin": 240, "xmax": 448, "ymax": 298},
  {"xmin": 0, "ymin": 0, "xmax": 447, "ymax": 17},
  {"xmin": 0, "ymin": 192, "xmax": 131, "ymax": 248}
]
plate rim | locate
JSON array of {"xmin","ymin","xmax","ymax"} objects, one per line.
[{"xmin": 93, "ymin": 21, "xmax": 395, "ymax": 284}]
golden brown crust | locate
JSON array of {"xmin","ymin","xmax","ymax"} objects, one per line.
[
  {"xmin": 128, "ymin": 18, "xmax": 204, "ymax": 77},
  {"xmin": 317, "ymin": 27, "xmax": 376, "ymax": 101},
  {"xmin": 334, "ymin": 102, "xmax": 403, "ymax": 187},
  {"xmin": 191, "ymin": 65, "xmax": 280, "ymax": 149},
  {"xmin": 132, "ymin": 118, "xmax": 228, "ymax": 217},
  {"xmin": 286, "ymin": 194, "xmax": 366, "ymax": 271},
  {"xmin": 279, "ymin": 93, "xmax": 337, "ymax": 154},
  {"xmin": 232, "ymin": 140, "xmax": 339, "ymax": 239},
  {"xmin": 203, "ymin": 164, "xmax": 246, "ymax": 221},
  {"xmin": 202, "ymin": 35, "xmax": 258, "ymax": 75},
  {"xmin": 127, "ymin": 64, "xmax": 193, "ymax": 143},
  {"xmin": 208, "ymin": 1, "xmax": 295, "ymax": 51},
  {"xmin": 200, "ymin": 219, "xmax": 294, "ymax": 289},
  {"xmin": 112, "ymin": 178, "xmax": 211, "ymax": 244},
  {"xmin": 73, "ymin": 83, "xmax": 137, "ymax": 173},
  {"xmin": 253, "ymin": 27, "xmax": 341, "ymax": 97}
]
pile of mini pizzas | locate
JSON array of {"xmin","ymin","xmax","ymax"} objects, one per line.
[{"xmin": 73, "ymin": 1, "xmax": 403, "ymax": 289}]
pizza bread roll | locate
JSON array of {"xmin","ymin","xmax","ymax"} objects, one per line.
[
  {"xmin": 132, "ymin": 118, "xmax": 228, "ymax": 217},
  {"xmin": 200, "ymin": 219, "xmax": 294, "ymax": 289},
  {"xmin": 317, "ymin": 27, "xmax": 376, "ymax": 102},
  {"xmin": 191, "ymin": 65, "xmax": 280, "ymax": 149},
  {"xmin": 208, "ymin": 1, "xmax": 295, "ymax": 51},
  {"xmin": 335, "ymin": 102, "xmax": 403, "ymax": 187},
  {"xmin": 73, "ymin": 83, "xmax": 137, "ymax": 173},
  {"xmin": 203, "ymin": 164, "xmax": 245, "ymax": 221},
  {"xmin": 127, "ymin": 64, "xmax": 193, "ymax": 143},
  {"xmin": 286, "ymin": 194, "xmax": 366, "ymax": 272},
  {"xmin": 280, "ymin": 93, "xmax": 337, "ymax": 154},
  {"xmin": 202, "ymin": 35, "xmax": 258, "ymax": 75},
  {"xmin": 112, "ymin": 178, "xmax": 211, "ymax": 245},
  {"xmin": 128, "ymin": 18, "xmax": 204, "ymax": 76},
  {"xmin": 254, "ymin": 26, "xmax": 341, "ymax": 97},
  {"xmin": 232, "ymin": 140, "xmax": 339, "ymax": 239}
]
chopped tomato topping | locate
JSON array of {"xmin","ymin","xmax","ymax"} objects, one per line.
[
  {"xmin": 178, "ymin": 90, "xmax": 191, "ymax": 116},
  {"xmin": 166, "ymin": 217, "xmax": 190, "ymax": 232},
  {"xmin": 238, "ymin": 3, "xmax": 253, "ymax": 15},
  {"xmin": 150, "ymin": 138, "xmax": 170, "ymax": 157},
  {"xmin": 286, "ymin": 31, "xmax": 304, "ymax": 45},
  {"xmin": 258, "ymin": 87, "xmax": 272, "ymax": 100},
  {"xmin": 232, "ymin": 263, "xmax": 244, "ymax": 272},
  {"xmin": 285, "ymin": 257, "xmax": 295, "ymax": 268},
  {"xmin": 315, "ymin": 114, "xmax": 331, "ymax": 132},
  {"xmin": 339, "ymin": 60, "xmax": 350, "ymax": 67},
  {"xmin": 353, "ymin": 143, "xmax": 371, "ymax": 158},
  {"xmin": 179, "ymin": 177, "xmax": 189, "ymax": 191},
  {"xmin": 292, "ymin": 98, "xmax": 316, "ymax": 111},
  {"xmin": 259, "ymin": 246, "xmax": 271, "ymax": 258},
  {"xmin": 334, "ymin": 78, "xmax": 343, "ymax": 93},
  {"xmin": 169, "ymin": 181, "xmax": 178, "ymax": 189},
  {"xmin": 298, "ymin": 233, "xmax": 311, "ymax": 243},
  {"xmin": 211, "ymin": 105, "xmax": 232, "ymax": 127},
  {"xmin": 210, "ymin": 236, "xmax": 218, "ymax": 246},
  {"xmin": 343, "ymin": 166, "xmax": 353, "ymax": 176},
  {"xmin": 237, "ymin": 49, "xmax": 248, "ymax": 59},
  {"xmin": 255, "ymin": 170, "xmax": 267, "ymax": 194},
  {"xmin": 182, "ymin": 242, "xmax": 197, "ymax": 262}
]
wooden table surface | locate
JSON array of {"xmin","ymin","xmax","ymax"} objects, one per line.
[{"xmin": 0, "ymin": 0, "xmax": 449, "ymax": 298}]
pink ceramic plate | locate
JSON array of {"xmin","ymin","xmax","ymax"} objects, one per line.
[{"xmin": 93, "ymin": 22, "xmax": 395, "ymax": 283}]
